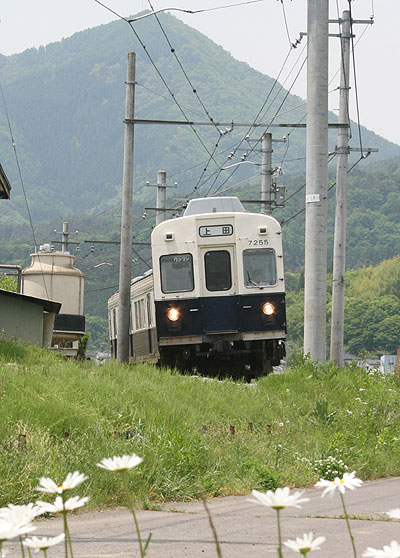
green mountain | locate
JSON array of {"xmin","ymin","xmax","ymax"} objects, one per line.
[
  {"xmin": 0, "ymin": 12, "xmax": 398, "ymax": 226},
  {"xmin": 0, "ymin": 12, "xmax": 399, "ymax": 350}
]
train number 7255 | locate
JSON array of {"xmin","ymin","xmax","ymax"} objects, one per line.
[{"xmin": 248, "ymin": 239, "xmax": 269, "ymax": 246}]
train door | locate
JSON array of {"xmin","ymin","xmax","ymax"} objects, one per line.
[{"xmin": 199, "ymin": 246, "xmax": 238, "ymax": 333}]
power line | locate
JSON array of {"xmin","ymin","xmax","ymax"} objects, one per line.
[
  {"xmin": 146, "ymin": 0, "xmax": 220, "ymax": 133},
  {"xmin": 135, "ymin": 81, "xmax": 206, "ymax": 119},
  {"xmin": 210, "ymin": 52, "xmax": 308, "ymax": 198},
  {"xmin": 92, "ymin": 0, "xmax": 222, "ymax": 170},
  {"xmin": 281, "ymin": 153, "xmax": 367, "ymax": 225},
  {"xmin": 86, "ymin": 283, "xmax": 119, "ymax": 293},
  {"xmin": 196, "ymin": 48, "xmax": 295, "ymax": 198},
  {"xmin": 129, "ymin": 0, "xmax": 267, "ymax": 20},
  {"xmin": 279, "ymin": 0, "xmax": 293, "ymax": 49},
  {"xmin": 0, "ymin": 81, "xmax": 50, "ymax": 300}
]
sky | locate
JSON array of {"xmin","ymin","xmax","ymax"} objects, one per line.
[{"xmin": 1, "ymin": 0, "xmax": 399, "ymax": 145}]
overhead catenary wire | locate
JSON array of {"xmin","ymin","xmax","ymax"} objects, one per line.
[
  {"xmin": 205, "ymin": 37, "xmax": 308, "ymax": 197},
  {"xmin": 130, "ymin": 0, "xmax": 267, "ymax": 19},
  {"xmin": 195, "ymin": 47, "xmax": 297, "ymax": 199},
  {"xmin": 0, "ymin": 81, "xmax": 50, "ymax": 300},
  {"xmin": 281, "ymin": 154, "xmax": 366, "ymax": 225},
  {"xmin": 188, "ymin": 20, "xmax": 306, "ymax": 201},
  {"xmin": 279, "ymin": 0, "xmax": 293, "ymax": 50},
  {"xmin": 92, "ymin": 0, "xmax": 222, "ymax": 171},
  {"xmin": 209, "ymin": 53, "xmax": 308, "ymax": 198},
  {"xmin": 146, "ymin": 0, "xmax": 220, "ymax": 133},
  {"xmin": 135, "ymin": 81, "xmax": 207, "ymax": 119}
]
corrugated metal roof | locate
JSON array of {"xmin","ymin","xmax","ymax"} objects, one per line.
[
  {"xmin": 0, "ymin": 289, "xmax": 61, "ymax": 313},
  {"xmin": 0, "ymin": 164, "xmax": 11, "ymax": 199}
]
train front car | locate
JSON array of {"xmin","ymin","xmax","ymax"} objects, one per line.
[{"xmin": 151, "ymin": 197, "xmax": 286, "ymax": 378}]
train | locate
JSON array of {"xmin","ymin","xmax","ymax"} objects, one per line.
[{"xmin": 108, "ymin": 196, "xmax": 286, "ymax": 378}]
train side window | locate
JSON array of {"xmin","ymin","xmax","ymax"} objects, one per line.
[
  {"xmin": 112, "ymin": 308, "xmax": 117, "ymax": 337},
  {"xmin": 134, "ymin": 299, "xmax": 146, "ymax": 330},
  {"xmin": 204, "ymin": 250, "xmax": 232, "ymax": 291},
  {"xmin": 146, "ymin": 293, "xmax": 153, "ymax": 327},
  {"xmin": 243, "ymin": 248, "xmax": 277, "ymax": 287},
  {"xmin": 160, "ymin": 253, "xmax": 194, "ymax": 293}
]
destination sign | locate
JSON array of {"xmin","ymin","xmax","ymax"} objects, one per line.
[{"xmin": 199, "ymin": 224, "xmax": 233, "ymax": 237}]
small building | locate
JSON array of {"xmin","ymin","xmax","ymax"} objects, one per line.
[
  {"xmin": 379, "ymin": 355, "xmax": 397, "ymax": 374},
  {"xmin": 0, "ymin": 289, "xmax": 61, "ymax": 347}
]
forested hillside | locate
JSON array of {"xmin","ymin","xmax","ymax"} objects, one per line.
[
  {"xmin": 286, "ymin": 256, "xmax": 400, "ymax": 356},
  {"xmin": 0, "ymin": 11, "xmax": 399, "ymax": 351}
]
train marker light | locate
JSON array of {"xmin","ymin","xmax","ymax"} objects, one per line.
[
  {"xmin": 262, "ymin": 302, "xmax": 275, "ymax": 316},
  {"xmin": 167, "ymin": 308, "xmax": 180, "ymax": 322}
]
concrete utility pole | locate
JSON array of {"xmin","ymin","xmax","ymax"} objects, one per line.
[
  {"xmin": 330, "ymin": 10, "xmax": 351, "ymax": 366},
  {"xmin": 117, "ymin": 52, "xmax": 136, "ymax": 363},
  {"xmin": 146, "ymin": 171, "xmax": 177, "ymax": 226},
  {"xmin": 155, "ymin": 170, "xmax": 167, "ymax": 226},
  {"xmin": 304, "ymin": 0, "xmax": 329, "ymax": 362},
  {"xmin": 261, "ymin": 132, "xmax": 273, "ymax": 215},
  {"xmin": 53, "ymin": 222, "xmax": 79, "ymax": 253}
]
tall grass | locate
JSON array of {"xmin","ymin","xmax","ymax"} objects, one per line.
[{"xmin": 1, "ymin": 338, "xmax": 400, "ymax": 508}]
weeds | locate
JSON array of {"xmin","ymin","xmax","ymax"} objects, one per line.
[{"xmin": 1, "ymin": 338, "xmax": 400, "ymax": 508}]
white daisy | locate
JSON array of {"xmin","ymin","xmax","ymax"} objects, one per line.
[
  {"xmin": 97, "ymin": 453, "xmax": 143, "ymax": 471},
  {"xmin": 248, "ymin": 487, "xmax": 310, "ymax": 510},
  {"xmin": 36, "ymin": 471, "xmax": 88, "ymax": 494},
  {"xmin": 23, "ymin": 534, "xmax": 65, "ymax": 554},
  {"xmin": 284, "ymin": 532, "xmax": 326, "ymax": 553},
  {"xmin": 36, "ymin": 496, "xmax": 88, "ymax": 514},
  {"xmin": 385, "ymin": 509, "xmax": 400, "ymax": 520},
  {"xmin": 315, "ymin": 471, "xmax": 362, "ymax": 498},
  {"xmin": 0, "ymin": 503, "xmax": 42, "ymax": 526},
  {"xmin": 0, "ymin": 519, "xmax": 35, "ymax": 542},
  {"xmin": 363, "ymin": 540, "xmax": 400, "ymax": 557}
]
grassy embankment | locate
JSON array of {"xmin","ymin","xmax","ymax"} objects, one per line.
[{"xmin": 1, "ymin": 337, "xmax": 399, "ymax": 509}]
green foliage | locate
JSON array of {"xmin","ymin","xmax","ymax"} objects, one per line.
[
  {"xmin": 301, "ymin": 455, "xmax": 348, "ymax": 481},
  {"xmin": 0, "ymin": 276, "xmax": 17, "ymax": 292},
  {"xmin": 312, "ymin": 400, "xmax": 336, "ymax": 425},
  {"xmin": 77, "ymin": 332, "xmax": 90, "ymax": 359},
  {"xmin": 286, "ymin": 256, "xmax": 400, "ymax": 356},
  {"xmin": 1, "ymin": 339, "xmax": 400, "ymax": 508}
]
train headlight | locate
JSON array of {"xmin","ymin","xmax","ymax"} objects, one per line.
[
  {"xmin": 167, "ymin": 307, "xmax": 180, "ymax": 322},
  {"xmin": 262, "ymin": 302, "xmax": 275, "ymax": 316}
]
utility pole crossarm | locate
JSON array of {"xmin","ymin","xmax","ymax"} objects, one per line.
[{"xmin": 125, "ymin": 119, "xmax": 348, "ymax": 128}]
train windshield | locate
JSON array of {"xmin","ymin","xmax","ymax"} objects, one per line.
[
  {"xmin": 204, "ymin": 250, "xmax": 232, "ymax": 291},
  {"xmin": 160, "ymin": 253, "xmax": 194, "ymax": 293},
  {"xmin": 243, "ymin": 248, "xmax": 276, "ymax": 287}
]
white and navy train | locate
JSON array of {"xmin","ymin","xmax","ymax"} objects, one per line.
[{"xmin": 108, "ymin": 196, "xmax": 286, "ymax": 378}]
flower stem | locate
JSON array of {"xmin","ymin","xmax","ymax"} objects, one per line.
[
  {"xmin": 276, "ymin": 508, "xmax": 283, "ymax": 558},
  {"xmin": 62, "ymin": 509, "xmax": 69, "ymax": 558},
  {"xmin": 122, "ymin": 472, "xmax": 145, "ymax": 558},
  {"xmin": 201, "ymin": 493, "xmax": 223, "ymax": 558},
  {"xmin": 19, "ymin": 535, "xmax": 26, "ymax": 558},
  {"xmin": 340, "ymin": 492, "xmax": 357, "ymax": 558}
]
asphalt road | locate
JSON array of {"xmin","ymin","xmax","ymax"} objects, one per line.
[{"xmin": 7, "ymin": 477, "xmax": 400, "ymax": 557}]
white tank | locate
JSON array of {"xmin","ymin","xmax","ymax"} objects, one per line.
[{"xmin": 22, "ymin": 246, "xmax": 85, "ymax": 344}]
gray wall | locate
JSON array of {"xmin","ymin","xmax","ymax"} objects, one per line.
[{"xmin": 0, "ymin": 294, "xmax": 44, "ymax": 345}]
